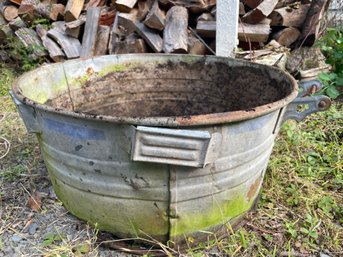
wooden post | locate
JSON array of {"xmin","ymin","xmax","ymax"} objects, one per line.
[
  {"xmin": 216, "ymin": 0, "xmax": 239, "ymax": 57},
  {"xmin": 80, "ymin": 7, "xmax": 100, "ymax": 58}
]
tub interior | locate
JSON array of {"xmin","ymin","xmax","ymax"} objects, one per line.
[{"xmin": 16, "ymin": 56, "xmax": 295, "ymax": 118}]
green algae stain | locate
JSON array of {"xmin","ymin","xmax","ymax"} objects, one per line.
[
  {"xmin": 170, "ymin": 195, "xmax": 252, "ymax": 237},
  {"xmin": 97, "ymin": 63, "xmax": 139, "ymax": 77}
]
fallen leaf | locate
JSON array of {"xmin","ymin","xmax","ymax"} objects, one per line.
[{"xmin": 28, "ymin": 191, "xmax": 42, "ymax": 212}]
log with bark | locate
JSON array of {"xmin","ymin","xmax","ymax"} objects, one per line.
[
  {"xmin": 269, "ymin": 4, "xmax": 310, "ymax": 27},
  {"xmin": 36, "ymin": 24, "xmax": 65, "ymax": 62},
  {"xmin": 273, "ymin": 27, "xmax": 300, "ymax": 47},
  {"xmin": 64, "ymin": 0, "xmax": 84, "ymax": 21},
  {"xmin": 0, "ymin": 3, "xmax": 18, "ymax": 22},
  {"xmin": 115, "ymin": 0, "xmax": 138, "ymax": 13},
  {"xmin": 94, "ymin": 24, "xmax": 110, "ymax": 55},
  {"xmin": 242, "ymin": 0, "xmax": 278, "ymax": 24},
  {"xmin": 47, "ymin": 28, "xmax": 81, "ymax": 58},
  {"xmin": 17, "ymin": 0, "xmax": 65, "ymax": 22},
  {"xmin": 0, "ymin": 13, "xmax": 14, "ymax": 43},
  {"xmin": 296, "ymin": 0, "xmax": 329, "ymax": 47},
  {"xmin": 196, "ymin": 20, "xmax": 271, "ymax": 43},
  {"xmin": 80, "ymin": 7, "xmax": 100, "ymax": 57},
  {"xmin": 163, "ymin": 6, "xmax": 188, "ymax": 53},
  {"xmin": 144, "ymin": 0, "xmax": 165, "ymax": 31},
  {"xmin": 113, "ymin": 34, "xmax": 147, "ymax": 54},
  {"xmin": 135, "ymin": 22, "xmax": 163, "ymax": 52},
  {"xmin": 15, "ymin": 27, "xmax": 47, "ymax": 57},
  {"xmin": 8, "ymin": 16, "xmax": 25, "ymax": 30}
]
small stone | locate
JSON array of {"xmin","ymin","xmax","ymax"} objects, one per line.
[
  {"xmin": 28, "ymin": 223, "xmax": 38, "ymax": 235},
  {"xmin": 11, "ymin": 235, "xmax": 22, "ymax": 243},
  {"xmin": 320, "ymin": 253, "xmax": 331, "ymax": 257}
]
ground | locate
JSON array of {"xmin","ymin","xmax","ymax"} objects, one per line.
[{"xmin": 0, "ymin": 66, "xmax": 342, "ymax": 256}]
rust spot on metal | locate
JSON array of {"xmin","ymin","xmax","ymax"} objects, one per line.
[
  {"xmin": 247, "ymin": 176, "xmax": 262, "ymax": 201},
  {"xmin": 86, "ymin": 67, "xmax": 94, "ymax": 76}
]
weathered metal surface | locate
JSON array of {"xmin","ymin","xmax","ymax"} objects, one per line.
[
  {"xmin": 282, "ymin": 80, "xmax": 331, "ymax": 122},
  {"xmin": 11, "ymin": 54, "xmax": 330, "ymax": 246},
  {"xmin": 12, "ymin": 54, "xmax": 299, "ymax": 127},
  {"xmin": 132, "ymin": 126, "xmax": 211, "ymax": 167}
]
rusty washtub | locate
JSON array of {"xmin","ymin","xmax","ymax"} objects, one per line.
[{"xmin": 11, "ymin": 54, "xmax": 331, "ymax": 246}]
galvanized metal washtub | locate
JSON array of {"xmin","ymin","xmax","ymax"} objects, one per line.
[{"xmin": 11, "ymin": 54, "xmax": 331, "ymax": 246}]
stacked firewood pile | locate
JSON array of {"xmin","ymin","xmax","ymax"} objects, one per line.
[{"xmin": 0, "ymin": 0, "xmax": 330, "ymax": 63}]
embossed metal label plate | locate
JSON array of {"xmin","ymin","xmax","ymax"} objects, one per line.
[{"xmin": 132, "ymin": 126, "xmax": 211, "ymax": 167}]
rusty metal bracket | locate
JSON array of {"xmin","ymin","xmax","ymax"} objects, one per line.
[{"xmin": 282, "ymin": 80, "xmax": 331, "ymax": 122}]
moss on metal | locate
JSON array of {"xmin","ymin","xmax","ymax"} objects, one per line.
[{"xmin": 170, "ymin": 194, "xmax": 253, "ymax": 237}]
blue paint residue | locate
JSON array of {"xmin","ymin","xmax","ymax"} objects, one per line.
[{"xmin": 43, "ymin": 118, "xmax": 105, "ymax": 140}]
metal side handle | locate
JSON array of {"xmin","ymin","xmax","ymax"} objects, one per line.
[
  {"xmin": 10, "ymin": 91, "xmax": 41, "ymax": 133},
  {"xmin": 282, "ymin": 80, "xmax": 331, "ymax": 123},
  {"xmin": 131, "ymin": 126, "xmax": 212, "ymax": 168}
]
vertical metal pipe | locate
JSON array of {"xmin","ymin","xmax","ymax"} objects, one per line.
[{"xmin": 216, "ymin": 0, "xmax": 239, "ymax": 57}]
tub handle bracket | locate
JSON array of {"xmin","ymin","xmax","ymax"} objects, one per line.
[
  {"xmin": 10, "ymin": 91, "xmax": 41, "ymax": 133},
  {"xmin": 131, "ymin": 126, "xmax": 211, "ymax": 167},
  {"xmin": 282, "ymin": 80, "xmax": 331, "ymax": 122}
]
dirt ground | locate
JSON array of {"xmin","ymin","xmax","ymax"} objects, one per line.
[{"xmin": 0, "ymin": 95, "xmax": 342, "ymax": 257}]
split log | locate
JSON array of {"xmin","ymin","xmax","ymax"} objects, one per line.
[
  {"xmin": 115, "ymin": 0, "xmax": 137, "ymax": 13},
  {"xmin": 135, "ymin": 22, "xmax": 163, "ymax": 52},
  {"xmin": 242, "ymin": 0, "xmax": 278, "ymax": 24},
  {"xmin": 0, "ymin": 13, "xmax": 14, "ymax": 43},
  {"xmin": 64, "ymin": 0, "xmax": 84, "ymax": 22},
  {"xmin": 15, "ymin": 28, "xmax": 47, "ymax": 57},
  {"xmin": 108, "ymin": 14, "xmax": 125, "ymax": 54},
  {"xmin": 65, "ymin": 25, "xmax": 81, "ymax": 38},
  {"xmin": 275, "ymin": 0, "xmax": 298, "ymax": 9},
  {"xmin": 163, "ymin": 6, "xmax": 188, "ymax": 53},
  {"xmin": 188, "ymin": 33, "xmax": 206, "ymax": 55},
  {"xmin": 241, "ymin": 0, "xmax": 263, "ymax": 9},
  {"xmin": 8, "ymin": 0, "xmax": 22, "ymax": 5},
  {"xmin": 196, "ymin": 20, "xmax": 271, "ymax": 43},
  {"xmin": 84, "ymin": 0, "xmax": 106, "ymax": 10},
  {"xmin": 239, "ymin": 2, "xmax": 245, "ymax": 16},
  {"xmin": 40, "ymin": 3, "xmax": 65, "ymax": 21},
  {"xmin": 17, "ymin": 0, "xmax": 35, "ymax": 24},
  {"xmin": 51, "ymin": 21, "xmax": 66, "ymax": 33},
  {"xmin": 196, "ymin": 13, "xmax": 214, "ymax": 22},
  {"xmin": 18, "ymin": 1, "xmax": 65, "ymax": 22},
  {"xmin": 94, "ymin": 24, "xmax": 110, "ymax": 55},
  {"xmin": 80, "ymin": 7, "xmax": 100, "ymax": 58},
  {"xmin": 36, "ymin": 24, "xmax": 65, "ymax": 62},
  {"xmin": 8, "ymin": 16, "xmax": 26, "ymax": 30},
  {"xmin": 273, "ymin": 27, "xmax": 300, "ymax": 47},
  {"xmin": 65, "ymin": 14, "xmax": 86, "ymax": 28},
  {"xmin": 269, "ymin": 4, "xmax": 310, "ymax": 27},
  {"xmin": 114, "ymin": 34, "xmax": 147, "ymax": 54},
  {"xmin": 0, "ymin": 4, "xmax": 18, "ymax": 22},
  {"xmin": 64, "ymin": 14, "xmax": 85, "ymax": 38},
  {"xmin": 239, "ymin": 23, "xmax": 271, "ymax": 43},
  {"xmin": 144, "ymin": 0, "xmax": 165, "ymax": 31},
  {"xmin": 99, "ymin": 8, "xmax": 116, "ymax": 26},
  {"xmin": 47, "ymin": 28, "xmax": 81, "ymax": 58},
  {"xmin": 296, "ymin": 0, "xmax": 329, "ymax": 46},
  {"xmin": 117, "ymin": 9, "xmax": 138, "ymax": 36},
  {"xmin": 159, "ymin": 0, "xmax": 215, "ymax": 13},
  {"xmin": 137, "ymin": 0, "xmax": 153, "ymax": 21}
]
